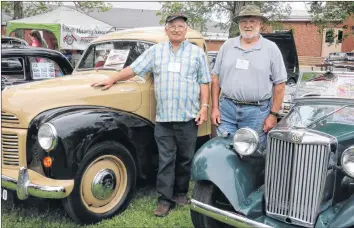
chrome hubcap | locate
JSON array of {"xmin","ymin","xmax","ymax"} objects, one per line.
[{"xmin": 91, "ymin": 169, "xmax": 116, "ymax": 200}]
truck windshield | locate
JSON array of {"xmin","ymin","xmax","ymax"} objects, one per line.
[{"xmin": 77, "ymin": 41, "xmax": 154, "ymax": 71}]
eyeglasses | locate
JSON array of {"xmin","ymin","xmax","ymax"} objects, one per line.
[
  {"xmin": 239, "ymin": 20, "xmax": 258, "ymax": 25},
  {"xmin": 166, "ymin": 25, "xmax": 187, "ymax": 31}
]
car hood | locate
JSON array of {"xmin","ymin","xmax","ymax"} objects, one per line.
[
  {"xmin": 262, "ymin": 31, "xmax": 299, "ymax": 74},
  {"xmin": 2, "ymin": 72, "xmax": 143, "ymax": 129},
  {"xmin": 276, "ymin": 102, "xmax": 354, "ymax": 144}
]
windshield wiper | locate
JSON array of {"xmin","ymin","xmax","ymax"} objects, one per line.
[{"xmin": 305, "ymin": 105, "xmax": 348, "ymax": 128}]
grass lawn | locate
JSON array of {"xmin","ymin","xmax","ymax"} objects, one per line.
[{"xmin": 1, "ymin": 182, "xmax": 195, "ymax": 228}]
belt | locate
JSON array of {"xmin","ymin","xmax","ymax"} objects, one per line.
[{"xmin": 222, "ymin": 95, "xmax": 266, "ymax": 106}]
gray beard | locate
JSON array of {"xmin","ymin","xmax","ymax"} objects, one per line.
[{"xmin": 240, "ymin": 31, "xmax": 260, "ymax": 39}]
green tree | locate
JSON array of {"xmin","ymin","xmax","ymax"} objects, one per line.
[
  {"xmin": 156, "ymin": 2, "xmax": 212, "ymax": 33},
  {"xmin": 307, "ymin": 1, "xmax": 354, "ymax": 43},
  {"xmin": 157, "ymin": 1, "xmax": 291, "ymax": 38},
  {"xmin": 1, "ymin": 1, "xmax": 112, "ymax": 18}
]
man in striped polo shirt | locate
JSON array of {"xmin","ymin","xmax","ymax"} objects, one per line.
[{"xmin": 91, "ymin": 14, "xmax": 211, "ymax": 217}]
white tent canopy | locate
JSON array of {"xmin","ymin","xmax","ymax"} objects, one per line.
[
  {"xmin": 6, "ymin": 6, "xmax": 115, "ymax": 50},
  {"xmin": 1, "ymin": 13, "xmax": 12, "ymax": 26}
]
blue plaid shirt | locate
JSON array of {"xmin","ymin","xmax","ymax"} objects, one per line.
[{"xmin": 131, "ymin": 40, "xmax": 211, "ymax": 122}]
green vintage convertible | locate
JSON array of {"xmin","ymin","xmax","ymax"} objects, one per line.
[{"xmin": 190, "ymin": 71, "xmax": 354, "ymax": 228}]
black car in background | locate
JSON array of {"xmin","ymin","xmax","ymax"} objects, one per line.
[
  {"xmin": 1, "ymin": 36, "xmax": 29, "ymax": 46},
  {"xmin": 1, "ymin": 46, "xmax": 74, "ymax": 90}
]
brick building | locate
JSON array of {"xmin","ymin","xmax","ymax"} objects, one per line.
[{"xmin": 204, "ymin": 10, "xmax": 354, "ymax": 59}]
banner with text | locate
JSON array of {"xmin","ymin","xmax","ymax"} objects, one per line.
[{"xmin": 60, "ymin": 24, "xmax": 116, "ymax": 50}]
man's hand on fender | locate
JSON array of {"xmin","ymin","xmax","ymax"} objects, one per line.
[
  {"xmin": 195, "ymin": 107, "xmax": 208, "ymax": 126},
  {"xmin": 263, "ymin": 114, "xmax": 277, "ymax": 132},
  {"xmin": 91, "ymin": 77, "xmax": 117, "ymax": 91}
]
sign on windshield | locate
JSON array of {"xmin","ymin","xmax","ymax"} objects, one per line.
[{"xmin": 104, "ymin": 49, "xmax": 130, "ymax": 68}]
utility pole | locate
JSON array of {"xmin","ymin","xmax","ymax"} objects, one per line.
[{"xmin": 13, "ymin": 2, "xmax": 24, "ymax": 38}]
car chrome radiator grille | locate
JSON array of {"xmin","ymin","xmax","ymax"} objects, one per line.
[
  {"xmin": 265, "ymin": 136, "xmax": 330, "ymax": 227},
  {"xmin": 1, "ymin": 133, "xmax": 20, "ymax": 166}
]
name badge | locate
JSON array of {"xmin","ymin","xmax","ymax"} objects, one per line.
[
  {"xmin": 235, "ymin": 59, "xmax": 249, "ymax": 70},
  {"xmin": 168, "ymin": 62, "xmax": 181, "ymax": 72}
]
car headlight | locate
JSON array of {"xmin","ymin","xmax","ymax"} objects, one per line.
[
  {"xmin": 38, "ymin": 123, "xmax": 58, "ymax": 152},
  {"xmin": 341, "ymin": 146, "xmax": 354, "ymax": 178},
  {"xmin": 233, "ymin": 128, "xmax": 259, "ymax": 156}
]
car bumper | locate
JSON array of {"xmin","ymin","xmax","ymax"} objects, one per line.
[
  {"xmin": 1, "ymin": 167, "xmax": 74, "ymax": 200},
  {"xmin": 190, "ymin": 199, "xmax": 272, "ymax": 228}
]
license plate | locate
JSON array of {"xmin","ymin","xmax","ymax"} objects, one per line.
[{"xmin": 1, "ymin": 188, "xmax": 8, "ymax": 201}]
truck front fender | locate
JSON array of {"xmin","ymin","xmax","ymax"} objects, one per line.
[{"xmin": 192, "ymin": 136, "xmax": 264, "ymax": 211}]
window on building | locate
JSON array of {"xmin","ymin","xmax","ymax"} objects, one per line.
[
  {"xmin": 325, "ymin": 29, "xmax": 335, "ymax": 43},
  {"xmin": 338, "ymin": 30, "xmax": 343, "ymax": 43}
]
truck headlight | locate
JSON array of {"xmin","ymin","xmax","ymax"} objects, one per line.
[
  {"xmin": 38, "ymin": 123, "xmax": 58, "ymax": 152},
  {"xmin": 341, "ymin": 146, "xmax": 354, "ymax": 178},
  {"xmin": 233, "ymin": 128, "xmax": 259, "ymax": 156}
]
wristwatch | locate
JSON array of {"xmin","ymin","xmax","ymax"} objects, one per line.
[
  {"xmin": 201, "ymin": 103, "xmax": 209, "ymax": 108},
  {"xmin": 270, "ymin": 111, "xmax": 280, "ymax": 117}
]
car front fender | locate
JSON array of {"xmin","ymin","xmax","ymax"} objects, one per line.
[
  {"xmin": 316, "ymin": 194, "xmax": 354, "ymax": 228},
  {"xmin": 191, "ymin": 136, "xmax": 264, "ymax": 212}
]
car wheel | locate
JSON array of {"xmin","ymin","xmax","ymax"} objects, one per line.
[
  {"xmin": 62, "ymin": 141, "xmax": 136, "ymax": 224},
  {"xmin": 191, "ymin": 181, "xmax": 233, "ymax": 228}
]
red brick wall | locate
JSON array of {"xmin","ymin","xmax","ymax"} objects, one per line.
[
  {"xmin": 275, "ymin": 21, "xmax": 323, "ymax": 57},
  {"xmin": 205, "ymin": 40, "xmax": 224, "ymax": 51},
  {"xmin": 1, "ymin": 25, "xmax": 6, "ymax": 36},
  {"xmin": 341, "ymin": 17, "xmax": 354, "ymax": 52}
]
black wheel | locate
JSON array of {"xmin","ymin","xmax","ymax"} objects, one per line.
[
  {"xmin": 191, "ymin": 181, "xmax": 233, "ymax": 228},
  {"xmin": 62, "ymin": 141, "xmax": 136, "ymax": 224}
]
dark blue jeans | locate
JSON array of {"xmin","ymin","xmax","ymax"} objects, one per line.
[
  {"xmin": 154, "ymin": 120, "xmax": 198, "ymax": 205},
  {"xmin": 217, "ymin": 96, "xmax": 271, "ymax": 149}
]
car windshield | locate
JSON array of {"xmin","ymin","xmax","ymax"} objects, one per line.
[
  {"xmin": 77, "ymin": 40, "xmax": 154, "ymax": 71},
  {"xmin": 285, "ymin": 104, "xmax": 354, "ymax": 128},
  {"xmin": 293, "ymin": 71, "xmax": 354, "ymax": 99}
]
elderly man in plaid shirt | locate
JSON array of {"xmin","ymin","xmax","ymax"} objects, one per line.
[{"xmin": 91, "ymin": 13, "xmax": 211, "ymax": 217}]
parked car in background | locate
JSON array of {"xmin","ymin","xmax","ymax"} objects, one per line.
[
  {"xmin": 190, "ymin": 70, "xmax": 354, "ymax": 228},
  {"xmin": 1, "ymin": 27, "xmax": 211, "ymax": 224},
  {"xmin": 207, "ymin": 51, "xmax": 218, "ymax": 70},
  {"xmin": 326, "ymin": 52, "xmax": 354, "ymax": 63},
  {"xmin": 262, "ymin": 31, "xmax": 299, "ymax": 85},
  {"xmin": 1, "ymin": 36, "xmax": 29, "ymax": 47},
  {"xmin": 1, "ymin": 46, "xmax": 73, "ymax": 90}
]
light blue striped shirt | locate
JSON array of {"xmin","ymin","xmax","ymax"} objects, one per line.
[{"xmin": 131, "ymin": 40, "xmax": 211, "ymax": 122}]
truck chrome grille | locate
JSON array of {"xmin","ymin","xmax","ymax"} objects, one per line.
[
  {"xmin": 265, "ymin": 135, "xmax": 330, "ymax": 227},
  {"xmin": 1, "ymin": 111, "xmax": 20, "ymax": 124},
  {"xmin": 1, "ymin": 133, "xmax": 19, "ymax": 166}
]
